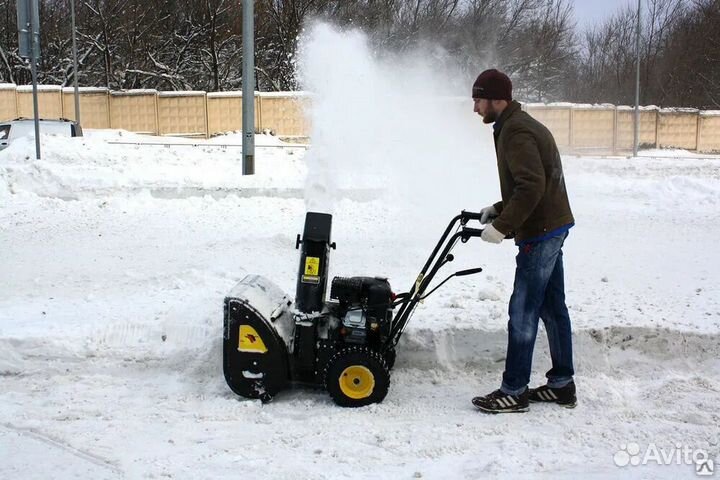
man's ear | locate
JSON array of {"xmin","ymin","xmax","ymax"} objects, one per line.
[{"xmin": 493, "ymin": 99, "xmax": 508, "ymax": 110}]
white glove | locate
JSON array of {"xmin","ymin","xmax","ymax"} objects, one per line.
[
  {"xmin": 479, "ymin": 205, "xmax": 498, "ymax": 224},
  {"xmin": 481, "ymin": 223, "xmax": 505, "ymax": 244}
]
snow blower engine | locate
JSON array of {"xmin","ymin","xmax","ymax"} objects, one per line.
[{"xmin": 223, "ymin": 211, "xmax": 489, "ymax": 407}]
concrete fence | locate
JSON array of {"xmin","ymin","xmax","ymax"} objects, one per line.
[
  {"xmin": 1, "ymin": 84, "xmax": 719, "ymax": 153},
  {"xmin": 16, "ymin": 85, "xmax": 63, "ymax": 119},
  {"xmin": 62, "ymin": 87, "xmax": 111, "ymax": 129},
  {"xmin": 525, "ymin": 103, "xmax": 720, "ymax": 154}
]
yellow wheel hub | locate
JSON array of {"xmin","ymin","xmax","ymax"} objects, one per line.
[{"xmin": 339, "ymin": 365, "xmax": 375, "ymax": 399}]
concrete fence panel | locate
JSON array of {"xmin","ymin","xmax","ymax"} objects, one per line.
[
  {"xmin": 206, "ymin": 92, "xmax": 260, "ymax": 136},
  {"xmin": 525, "ymin": 103, "xmax": 571, "ymax": 150},
  {"xmin": 571, "ymin": 105, "xmax": 615, "ymax": 153},
  {"xmin": 0, "ymin": 84, "xmax": 17, "ymax": 121},
  {"xmin": 62, "ymin": 88, "xmax": 111, "ymax": 129},
  {"xmin": 697, "ymin": 111, "xmax": 720, "ymax": 153},
  {"xmin": 8, "ymin": 85, "xmax": 720, "ymax": 153},
  {"xmin": 658, "ymin": 109, "xmax": 699, "ymax": 150},
  {"xmin": 158, "ymin": 91, "xmax": 207, "ymax": 137},
  {"xmin": 258, "ymin": 92, "xmax": 311, "ymax": 137},
  {"xmin": 109, "ymin": 90, "xmax": 159, "ymax": 134},
  {"xmin": 16, "ymin": 85, "xmax": 63, "ymax": 119},
  {"xmin": 616, "ymin": 107, "xmax": 659, "ymax": 150}
]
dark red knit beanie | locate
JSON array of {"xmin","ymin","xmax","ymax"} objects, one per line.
[{"xmin": 472, "ymin": 69, "xmax": 512, "ymax": 101}]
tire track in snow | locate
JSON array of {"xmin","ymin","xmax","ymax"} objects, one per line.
[{"xmin": 1, "ymin": 423, "xmax": 123, "ymax": 477}]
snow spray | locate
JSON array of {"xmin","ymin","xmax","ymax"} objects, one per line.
[{"xmin": 296, "ymin": 22, "xmax": 499, "ymax": 235}]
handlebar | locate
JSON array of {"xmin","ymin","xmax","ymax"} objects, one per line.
[
  {"xmin": 386, "ymin": 211, "xmax": 487, "ymax": 350},
  {"xmin": 460, "ymin": 227, "xmax": 484, "ymax": 242},
  {"xmin": 460, "ymin": 210, "xmax": 484, "ymax": 225},
  {"xmin": 385, "ymin": 210, "xmax": 520, "ymax": 350}
]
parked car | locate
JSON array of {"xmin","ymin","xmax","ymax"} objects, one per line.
[{"xmin": 0, "ymin": 118, "xmax": 83, "ymax": 151}]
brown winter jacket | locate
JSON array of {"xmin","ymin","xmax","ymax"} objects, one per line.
[{"xmin": 491, "ymin": 101, "xmax": 574, "ymax": 242}]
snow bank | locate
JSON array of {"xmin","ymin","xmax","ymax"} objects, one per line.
[{"xmin": 0, "ymin": 130, "xmax": 308, "ymax": 198}]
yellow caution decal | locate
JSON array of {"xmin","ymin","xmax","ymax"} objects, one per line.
[
  {"xmin": 302, "ymin": 256, "xmax": 321, "ymax": 284},
  {"xmin": 238, "ymin": 325, "xmax": 268, "ymax": 353},
  {"xmin": 304, "ymin": 256, "xmax": 320, "ymax": 276}
]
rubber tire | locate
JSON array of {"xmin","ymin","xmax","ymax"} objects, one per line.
[
  {"xmin": 324, "ymin": 346, "xmax": 390, "ymax": 407},
  {"xmin": 384, "ymin": 348, "xmax": 397, "ymax": 371}
]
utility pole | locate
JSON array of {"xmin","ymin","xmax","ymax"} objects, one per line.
[
  {"xmin": 17, "ymin": 0, "xmax": 41, "ymax": 159},
  {"xmin": 70, "ymin": 0, "xmax": 82, "ymax": 133},
  {"xmin": 633, "ymin": 0, "xmax": 642, "ymax": 157},
  {"xmin": 242, "ymin": 0, "xmax": 255, "ymax": 175}
]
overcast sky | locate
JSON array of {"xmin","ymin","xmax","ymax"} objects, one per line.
[{"xmin": 572, "ymin": 0, "xmax": 636, "ymax": 31}]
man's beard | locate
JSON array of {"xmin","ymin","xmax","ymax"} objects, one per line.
[{"xmin": 482, "ymin": 108, "xmax": 498, "ymax": 124}]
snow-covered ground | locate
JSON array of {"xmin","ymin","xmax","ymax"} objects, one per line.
[
  {"xmin": 2, "ymin": 22, "xmax": 720, "ymax": 480},
  {"xmin": 1, "ymin": 128, "xmax": 719, "ymax": 479}
]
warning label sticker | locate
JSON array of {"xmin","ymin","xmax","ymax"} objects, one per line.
[{"xmin": 304, "ymin": 256, "xmax": 320, "ymax": 276}]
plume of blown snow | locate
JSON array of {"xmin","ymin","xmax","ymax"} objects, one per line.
[{"xmin": 296, "ymin": 22, "xmax": 499, "ymax": 238}]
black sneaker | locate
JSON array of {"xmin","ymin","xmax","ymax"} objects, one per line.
[
  {"xmin": 472, "ymin": 388, "xmax": 529, "ymax": 414},
  {"xmin": 528, "ymin": 382, "xmax": 577, "ymax": 408}
]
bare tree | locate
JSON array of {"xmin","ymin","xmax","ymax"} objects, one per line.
[
  {"xmin": 0, "ymin": 0, "xmax": 716, "ymax": 108},
  {"xmin": 655, "ymin": 0, "xmax": 720, "ymax": 108}
]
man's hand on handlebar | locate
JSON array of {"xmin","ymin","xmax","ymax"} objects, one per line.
[
  {"xmin": 481, "ymin": 223, "xmax": 505, "ymax": 244},
  {"xmin": 479, "ymin": 205, "xmax": 499, "ymax": 224}
]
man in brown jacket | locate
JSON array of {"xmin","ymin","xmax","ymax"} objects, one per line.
[{"xmin": 470, "ymin": 69, "xmax": 577, "ymax": 414}]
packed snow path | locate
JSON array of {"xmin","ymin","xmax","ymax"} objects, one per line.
[
  {"xmin": 1, "ymin": 337, "xmax": 718, "ymax": 480},
  {"xmin": 1, "ymin": 132, "xmax": 719, "ymax": 478}
]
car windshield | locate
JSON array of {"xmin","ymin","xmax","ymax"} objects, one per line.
[
  {"xmin": 0, "ymin": 125, "xmax": 9, "ymax": 140},
  {"xmin": 8, "ymin": 121, "xmax": 72, "ymax": 139}
]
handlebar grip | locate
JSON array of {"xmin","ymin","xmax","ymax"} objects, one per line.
[
  {"xmin": 462, "ymin": 227, "xmax": 484, "ymax": 237},
  {"xmin": 460, "ymin": 210, "xmax": 484, "ymax": 225},
  {"xmin": 460, "ymin": 227, "xmax": 484, "ymax": 242},
  {"xmin": 455, "ymin": 267, "xmax": 483, "ymax": 276},
  {"xmin": 463, "ymin": 226, "xmax": 516, "ymax": 241}
]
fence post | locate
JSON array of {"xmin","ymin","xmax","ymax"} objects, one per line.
[
  {"xmin": 612, "ymin": 106, "xmax": 618, "ymax": 156},
  {"xmin": 205, "ymin": 94, "xmax": 210, "ymax": 139},
  {"xmin": 569, "ymin": 107, "xmax": 575, "ymax": 155},
  {"xmin": 154, "ymin": 91, "xmax": 159, "ymax": 135}
]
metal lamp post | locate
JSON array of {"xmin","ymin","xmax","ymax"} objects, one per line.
[
  {"xmin": 633, "ymin": 0, "xmax": 642, "ymax": 157},
  {"xmin": 242, "ymin": 0, "xmax": 255, "ymax": 175},
  {"xmin": 70, "ymin": 0, "xmax": 81, "ymax": 132},
  {"xmin": 16, "ymin": 0, "xmax": 42, "ymax": 159}
]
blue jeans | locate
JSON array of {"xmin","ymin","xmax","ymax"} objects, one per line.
[{"xmin": 500, "ymin": 232, "xmax": 575, "ymax": 395}]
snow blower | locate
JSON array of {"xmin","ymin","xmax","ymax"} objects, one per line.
[{"xmin": 223, "ymin": 210, "xmax": 489, "ymax": 407}]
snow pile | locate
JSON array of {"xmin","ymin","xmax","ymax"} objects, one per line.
[
  {"xmin": 0, "ymin": 130, "xmax": 307, "ymax": 199},
  {"xmin": 570, "ymin": 157, "xmax": 720, "ymax": 214}
]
